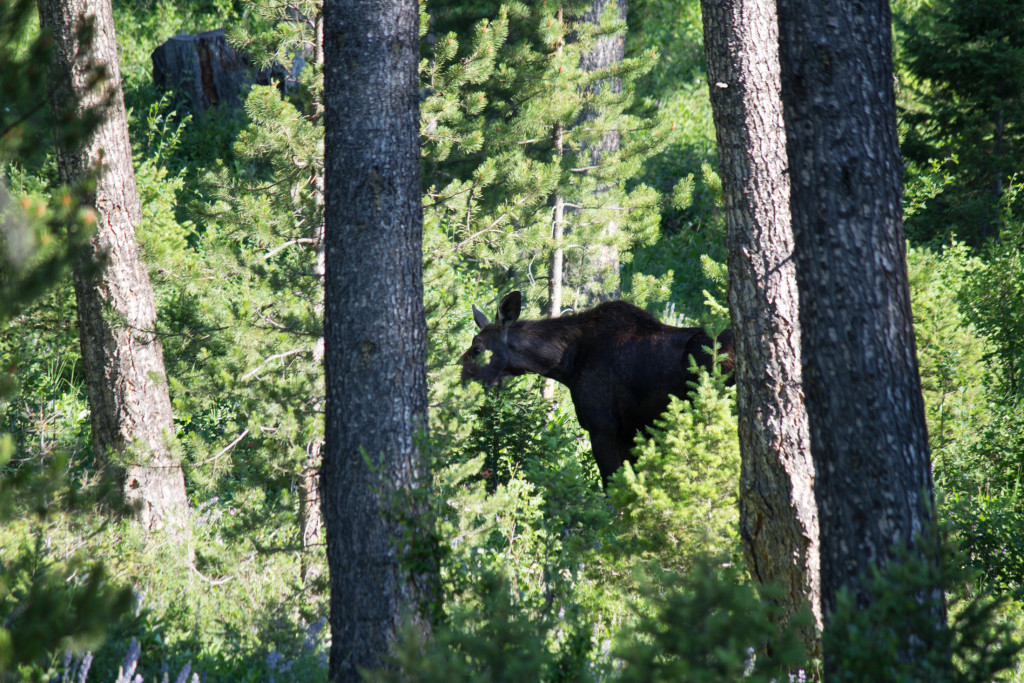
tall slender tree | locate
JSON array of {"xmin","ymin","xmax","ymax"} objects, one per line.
[
  {"xmin": 322, "ymin": 0, "xmax": 434, "ymax": 678},
  {"xmin": 776, "ymin": 0, "xmax": 944, "ymax": 672},
  {"xmin": 576, "ymin": 0, "xmax": 628, "ymax": 301},
  {"xmin": 700, "ymin": 0, "xmax": 820, "ymax": 653},
  {"xmin": 37, "ymin": 0, "xmax": 190, "ymax": 536}
]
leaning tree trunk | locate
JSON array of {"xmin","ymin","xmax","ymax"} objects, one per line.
[
  {"xmin": 776, "ymin": 0, "xmax": 944, "ymax": 674},
  {"xmin": 38, "ymin": 0, "xmax": 190, "ymax": 538},
  {"xmin": 700, "ymin": 0, "xmax": 821, "ymax": 654},
  {"xmin": 322, "ymin": 0, "xmax": 435, "ymax": 678}
]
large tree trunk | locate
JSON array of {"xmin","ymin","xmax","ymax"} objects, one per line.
[
  {"xmin": 700, "ymin": 0, "xmax": 821, "ymax": 654},
  {"xmin": 776, "ymin": 0, "xmax": 944, "ymax": 673},
  {"xmin": 322, "ymin": 0, "xmax": 434, "ymax": 678},
  {"xmin": 38, "ymin": 0, "xmax": 190, "ymax": 538}
]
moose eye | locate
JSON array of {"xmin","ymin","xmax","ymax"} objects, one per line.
[{"xmin": 472, "ymin": 346, "xmax": 483, "ymax": 356}]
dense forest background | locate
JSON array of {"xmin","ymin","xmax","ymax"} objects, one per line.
[{"xmin": 2, "ymin": 0, "xmax": 1024, "ymax": 679}]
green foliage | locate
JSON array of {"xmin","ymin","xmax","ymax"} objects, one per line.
[
  {"xmin": 0, "ymin": 3, "xmax": 139, "ymax": 676},
  {"xmin": 423, "ymin": 1, "xmax": 669, "ymax": 310},
  {"xmin": 607, "ymin": 358, "xmax": 739, "ymax": 574},
  {"xmin": 623, "ymin": 163, "xmax": 727, "ymax": 323},
  {"xmin": 897, "ymin": 0, "xmax": 1024, "ymax": 245},
  {"xmin": 906, "ymin": 241, "xmax": 988, "ymax": 449},
  {"xmin": 935, "ymin": 394, "xmax": 1024, "ymax": 594},
  {"xmin": 613, "ymin": 563, "xmax": 811, "ymax": 682},
  {"xmin": 959, "ymin": 195, "xmax": 1024, "ymax": 398},
  {"xmin": 626, "ymin": 0, "xmax": 705, "ymax": 98},
  {"xmin": 375, "ymin": 571, "xmax": 600, "ymax": 683},
  {"xmin": 944, "ymin": 489, "xmax": 1024, "ymax": 593},
  {"xmin": 825, "ymin": 525, "xmax": 1023, "ymax": 682},
  {"xmin": 937, "ymin": 400, "xmax": 1024, "ymax": 502},
  {"xmin": 0, "ymin": 532, "xmax": 132, "ymax": 680}
]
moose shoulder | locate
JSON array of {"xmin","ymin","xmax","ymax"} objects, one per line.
[{"xmin": 461, "ymin": 291, "xmax": 734, "ymax": 486}]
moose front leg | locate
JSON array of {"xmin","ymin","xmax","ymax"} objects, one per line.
[{"xmin": 589, "ymin": 432, "xmax": 632, "ymax": 489}]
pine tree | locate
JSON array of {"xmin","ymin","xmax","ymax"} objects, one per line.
[
  {"xmin": 426, "ymin": 2, "xmax": 669, "ymax": 314},
  {"xmin": 188, "ymin": 0, "xmax": 326, "ymax": 578},
  {"xmin": 1, "ymin": 1, "xmax": 133, "ymax": 668},
  {"xmin": 897, "ymin": 0, "xmax": 1024, "ymax": 245},
  {"xmin": 778, "ymin": 0, "xmax": 944, "ymax": 672},
  {"xmin": 701, "ymin": 0, "xmax": 821, "ymax": 652},
  {"xmin": 38, "ymin": 0, "xmax": 190, "ymax": 536}
]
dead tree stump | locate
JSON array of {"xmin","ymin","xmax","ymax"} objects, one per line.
[{"xmin": 152, "ymin": 29, "xmax": 251, "ymax": 114}]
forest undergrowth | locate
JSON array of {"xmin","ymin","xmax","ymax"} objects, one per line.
[{"xmin": 3, "ymin": 0, "xmax": 1024, "ymax": 679}]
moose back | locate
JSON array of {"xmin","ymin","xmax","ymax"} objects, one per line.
[{"xmin": 460, "ymin": 291, "xmax": 734, "ymax": 486}]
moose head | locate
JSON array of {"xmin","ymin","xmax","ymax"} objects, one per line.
[{"xmin": 460, "ymin": 291, "xmax": 523, "ymax": 387}]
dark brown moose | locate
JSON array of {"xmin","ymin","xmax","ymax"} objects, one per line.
[{"xmin": 461, "ymin": 291, "xmax": 734, "ymax": 486}]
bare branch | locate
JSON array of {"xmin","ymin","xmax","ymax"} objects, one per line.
[{"xmin": 241, "ymin": 348, "xmax": 311, "ymax": 380}]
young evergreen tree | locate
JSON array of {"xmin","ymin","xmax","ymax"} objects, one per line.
[{"xmin": 192, "ymin": 0, "xmax": 327, "ymax": 578}]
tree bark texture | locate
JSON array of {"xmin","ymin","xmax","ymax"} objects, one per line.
[
  {"xmin": 38, "ymin": 0, "xmax": 190, "ymax": 536},
  {"xmin": 301, "ymin": 18, "xmax": 327, "ymax": 581},
  {"xmin": 775, "ymin": 0, "xmax": 942, "ymax": 665},
  {"xmin": 700, "ymin": 0, "xmax": 821, "ymax": 652},
  {"xmin": 578, "ymin": 0, "xmax": 626, "ymax": 301},
  {"xmin": 322, "ymin": 0, "xmax": 433, "ymax": 678}
]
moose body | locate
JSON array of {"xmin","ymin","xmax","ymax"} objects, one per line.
[{"xmin": 461, "ymin": 292, "xmax": 734, "ymax": 486}]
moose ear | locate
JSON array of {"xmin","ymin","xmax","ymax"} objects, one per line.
[
  {"xmin": 472, "ymin": 304, "xmax": 490, "ymax": 330},
  {"xmin": 496, "ymin": 291, "xmax": 522, "ymax": 327}
]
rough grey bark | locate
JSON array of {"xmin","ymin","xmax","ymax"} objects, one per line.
[
  {"xmin": 322, "ymin": 0, "xmax": 433, "ymax": 678},
  {"xmin": 700, "ymin": 0, "xmax": 821, "ymax": 653},
  {"xmin": 38, "ymin": 0, "xmax": 190, "ymax": 537},
  {"xmin": 776, "ymin": 0, "xmax": 943, "ymax": 670}
]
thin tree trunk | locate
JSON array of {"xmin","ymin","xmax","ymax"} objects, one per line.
[
  {"xmin": 301, "ymin": 180, "xmax": 325, "ymax": 582},
  {"xmin": 299, "ymin": 436, "xmax": 323, "ymax": 580},
  {"xmin": 545, "ymin": 9, "xmax": 566, "ymax": 401},
  {"xmin": 322, "ymin": 0, "xmax": 434, "ymax": 677},
  {"xmin": 700, "ymin": 0, "xmax": 821, "ymax": 654},
  {"xmin": 38, "ymin": 0, "xmax": 190, "ymax": 539},
  {"xmin": 578, "ymin": 0, "xmax": 626, "ymax": 301},
  {"xmin": 300, "ymin": 7, "xmax": 327, "ymax": 583},
  {"xmin": 776, "ymin": 0, "xmax": 944, "ymax": 673},
  {"xmin": 549, "ymin": 122, "xmax": 566, "ymax": 322}
]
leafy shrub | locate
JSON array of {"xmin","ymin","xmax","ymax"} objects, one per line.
[
  {"xmin": 944, "ymin": 491, "xmax": 1024, "ymax": 593},
  {"xmin": 936, "ymin": 400, "xmax": 1024, "ymax": 500},
  {"xmin": 959, "ymin": 204, "xmax": 1024, "ymax": 399}
]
